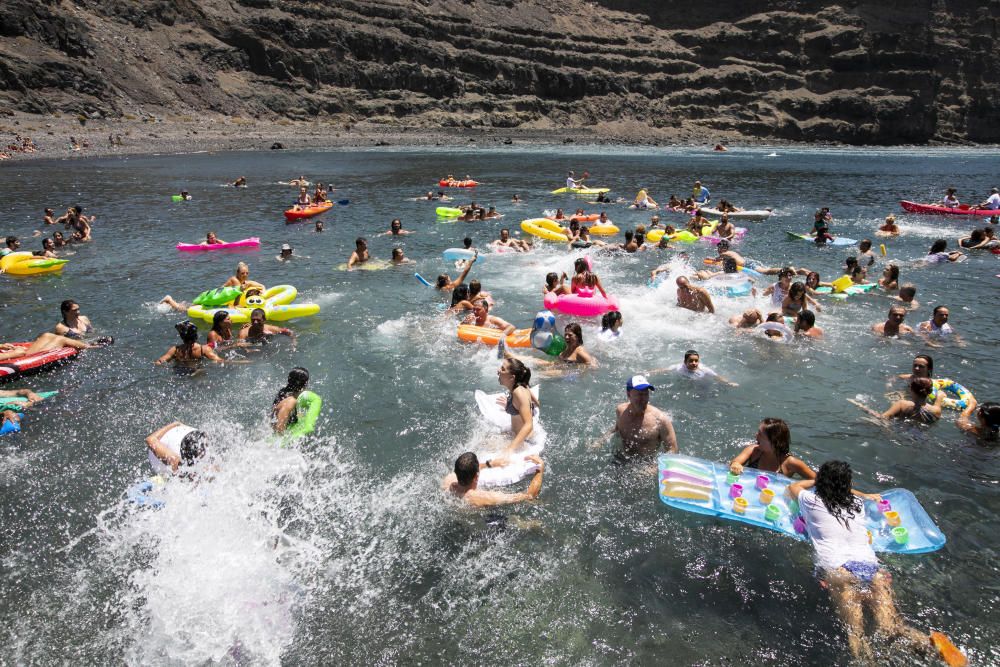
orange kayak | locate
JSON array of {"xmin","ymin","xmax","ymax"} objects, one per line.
[
  {"xmin": 457, "ymin": 325, "xmax": 531, "ymax": 347},
  {"xmin": 284, "ymin": 201, "xmax": 333, "ymax": 222}
]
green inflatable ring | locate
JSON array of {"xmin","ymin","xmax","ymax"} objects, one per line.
[
  {"xmin": 192, "ymin": 286, "xmax": 242, "ymax": 307},
  {"xmin": 282, "ymin": 390, "xmax": 322, "ymax": 444}
]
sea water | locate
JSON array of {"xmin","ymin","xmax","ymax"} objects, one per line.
[{"xmin": 0, "ymin": 146, "xmax": 998, "ymax": 665}]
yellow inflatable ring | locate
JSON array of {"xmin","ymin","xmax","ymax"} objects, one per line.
[
  {"xmin": 521, "ymin": 218, "xmax": 568, "ymax": 242},
  {"xmin": 1, "ymin": 251, "xmax": 68, "ymax": 276},
  {"xmin": 930, "ymin": 378, "xmax": 975, "ymax": 411},
  {"xmin": 589, "ymin": 223, "xmax": 620, "ymax": 236}
]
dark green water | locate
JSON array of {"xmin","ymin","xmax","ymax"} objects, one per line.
[{"xmin": 0, "ymin": 146, "xmax": 997, "ymax": 665}]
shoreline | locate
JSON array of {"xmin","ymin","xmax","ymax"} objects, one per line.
[{"xmin": 0, "ymin": 113, "xmax": 989, "ymax": 164}]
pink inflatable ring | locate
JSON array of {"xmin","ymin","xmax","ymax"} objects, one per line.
[{"xmin": 543, "ymin": 289, "xmax": 619, "ymax": 317}]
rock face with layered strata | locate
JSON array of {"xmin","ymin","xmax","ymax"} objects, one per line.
[{"xmin": 0, "ymin": 0, "xmax": 997, "ymax": 144}]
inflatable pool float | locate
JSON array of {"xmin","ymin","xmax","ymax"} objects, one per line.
[
  {"xmin": 657, "ymin": 453, "xmax": 946, "ymax": 555},
  {"xmin": 0, "ymin": 390, "xmax": 57, "ymax": 413},
  {"xmin": 335, "ymin": 260, "xmax": 390, "ymax": 271},
  {"xmin": 284, "ymin": 201, "xmax": 333, "ymax": 221},
  {"xmin": 442, "ymin": 248, "xmax": 476, "ymax": 262},
  {"xmin": 698, "ymin": 207, "xmax": 773, "ymax": 221},
  {"xmin": 647, "ymin": 229, "xmax": 700, "ymax": 244},
  {"xmin": 171, "ymin": 194, "xmax": 192, "ymax": 202},
  {"xmin": 521, "ymin": 218, "xmax": 568, "ymax": 242},
  {"xmin": 0, "ymin": 343, "xmax": 79, "ymax": 381},
  {"xmin": 543, "ymin": 289, "xmax": 619, "ymax": 317},
  {"xmin": 700, "ymin": 228, "xmax": 748, "ymax": 245},
  {"xmin": 589, "ymin": 223, "xmax": 620, "ymax": 236},
  {"xmin": 703, "ymin": 274, "xmax": 753, "ymax": 298},
  {"xmin": 457, "ymin": 325, "xmax": 532, "ymax": 348},
  {"xmin": 929, "ymin": 378, "xmax": 975, "ymax": 411},
  {"xmin": 280, "ymin": 391, "xmax": 323, "ymax": 445},
  {"xmin": 177, "ymin": 238, "xmax": 260, "ymax": 252},
  {"xmin": 550, "ymin": 186, "xmax": 610, "ymax": 195},
  {"xmin": 415, "ymin": 273, "xmax": 433, "ymax": 287},
  {"xmin": 546, "ymin": 212, "xmax": 599, "ymax": 223},
  {"xmin": 0, "ymin": 252, "xmax": 68, "ymax": 276},
  {"xmin": 439, "ymin": 179, "xmax": 478, "ymax": 188},
  {"xmin": 814, "ymin": 282, "xmax": 878, "ymax": 300},
  {"xmin": 187, "ymin": 285, "xmax": 319, "ymax": 324},
  {"xmin": 192, "ymin": 286, "xmax": 244, "ymax": 307},
  {"xmin": 126, "ymin": 475, "xmax": 167, "ymax": 509},
  {"xmin": 900, "ymin": 200, "xmax": 1000, "ymax": 217},
  {"xmin": 436, "ymin": 207, "xmax": 463, "ymax": 217},
  {"xmin": 473, "ymin": 386, "xmax": 545, "ymax": 487},
  {"xmin": 755, "ymin": 322, "xmax": 794, "ymax": 342},
  {"xmin": 786, "ymin": 231, "xmax": 858, "ymax": 246}
]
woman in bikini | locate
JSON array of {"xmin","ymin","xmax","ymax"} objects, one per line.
[{"xmin": 729, "ymin": 418, "xmax": 815, "ymax": 479}]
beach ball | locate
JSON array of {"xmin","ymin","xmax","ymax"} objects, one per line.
[{"xmin": 533, "ymin": 310, "xmax": 556, "ymax": 334}]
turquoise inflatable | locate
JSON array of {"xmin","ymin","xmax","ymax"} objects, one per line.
[
  {"xmin": 0, "ymin": 390, "xmax": 58, "ymax": 412},
  {"xmin": 126, "ymin": 476, "xmax": 167, "ymax": 509},
  {"xmin": 658, "ymin": 453, "xmax": 946, "ymax": 555}
]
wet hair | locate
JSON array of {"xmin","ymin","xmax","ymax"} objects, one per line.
[
  {"xmin": 5, "ymin": 236, "xmax": 17, "ymax": 246},
  {"xmin": 913, "ymin": 354, "xmax": 933, "ymax": 375},
  {"xmin": 469, "ymin": 280, "xmax": 482, "ymax": 298},
  {"xmin": 624, "ymin": 230, "xmax": 634, "ymax": 243},
  {"xmin": 851, "ymin": 265, "xmax": 865, "ymax": 280},
  {"xmin": 778, "ymin": 267, "xmax": 794, "ymax": 279},
  {"xmin": 788, "ymin": 282, "xmax": 806, "ymax": 302},
  {"xmin": 463, "ymin": 237, "xmax": 473, "ymax": 249},
  {"xmin": 450, "ymin": 284, "xmax": 469, "ymax": 307},
  {"xmin": 436, "ymin": 275, "xmax": 449, "ymax": 289},
  {"xmin": 472, "ymin": 298, "xmax": 490, "ymax": 312},
  {"xmin": 211, "ymin": 310, "xmax": 230, "ymax": 334},
  {"xmin": 60, "ymin": 299, "xmax": 77, "ymax": 317},
  {"xmin": 601, "ymin": 311, "xmax": 623, "ymax": 331},
  {"xmin": 391, "ymin": 218, "xmax": 401, "ymax": 228},
  {"xmin": 797, "ymin": 309, "xmax": 816, "ymax": 329},
  {"xmin": 977, "ymin": 403, "xmax": 1000, "ymax": 439},
  {"xmin": 236, "ymin": 261, "xmax": 249, "ymax": 275},
  {"xmin": 455, "ymin": 452, "xmax": 479, "ymax": 486},
  {"xmin": 250, "ymin": 308, "xmax": 266, "ymax": 321},
  {"xmin": 179, "ymin": 430, "xmax": 209, "ymax": 466},
  {"xmin": 505, "ymin": 357, "xmax": 531, "ymax": 389},
  {"xmin": 574, "ymin": 258, "xmax": 588, "ymax": 274},
  {"xmin": 844, "ymin": 256, "xmax": 858, "ymax": 269},
  {"xmin": 391, "ymin": 248, "xmax": 403, "ymax": 260},
  {"xmin": 910, "ymin": 377, "xmax": 934, "ymax": 400},
  {"xmin": 969, "ymin": 228, "xmax": 986, "ymax": 243},
  {"xmin": 859, "ymin": 239, "xmax": 872, "ymax": 252},
  {"xmin": 545, "ymin": 272, "xmax": 559, "ymax": 289},
  {"xmin": 933, "ymin": 305, "xmax": 948, "ymax": 317},
  {"xmin": 635, "ymin": 232, "xmax": 645, "ymax": 246},
  {"xmin": 175, "ymin": 321, "xmax": 199, "ymax": 345},
  {"xmin": 929, "ymin": 238, "xmax": 947, "ymax": 254},
  {"xmin": 275, "ymin": 367, "xmax": 309, "ymax": 404},
  {"xmin": 683, "ymin": 349, "xmax": 699, "ymax": 362},
  {"xmin": 899, "ymin": 284, "xmax": 917, "ymax": 300},
  {"xmin": 759, "ymin": 417, "xmax": 791, "ymax": 460},
  {"xmin": 717, "ymin": 256, "xmax": 736, "ymax": 273},
  {"xmin": 805, "ymin": 271, "xmax": 820, "ymax": 287},
  {"xmin": 564, "ymin": 322, "xmax": 583, "ymax": 345},
  {"xmin": 717, "ymin": 240, "xmax": 730, "ymax": 251},
  {"xmin": 884, "ymin": 264, "xmax": 899, "ymax": 283},
  {"xmin": 814, "ymin": 461, "xmax": 862, "ymax": 528},
  {"xmin": 500, "ymin": 228, "xmax": 510, "ymax": 237}
]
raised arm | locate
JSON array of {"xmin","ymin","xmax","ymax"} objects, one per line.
[{"xmin": 146, "ymin": 422, "xmax": 183, "ymax": 471}]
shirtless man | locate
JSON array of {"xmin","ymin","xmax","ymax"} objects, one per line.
[
  {"xmin": 462, "ymin": 300, "xmax": 515, "ymax": 335},
  {"xmin": 729, "ymin": 308, "xmax": 763, "ymax": 329},
  {"xmin": 492, "ymin": 228, "xmax": 529, "ymax": 252},
  {"xmin": 238, "ymin": 308, "xmax": 295, "ymax": 344},
  {"xmin": 794, "ymin": 310, "xmax": 824, "ymax": 339},
  {"xmin": 676, "ymin": 276, "xmax": 715, "ymax": 313},
  {"xmin": 347, "ymin": 237, "xmax": 370, "ymax": 269},
  {"xmin": 872, "ymin": 306, "xmax": 914, "ymax": 337},
  {"xmin": 592, "ymin": 375, "xmax": 678, "ymax": 460},
  {"xmin": 378, "ymin": 219, "xmax": 414, "ymax": 237},
  {"xmin": 442, "ymin": 452, "xmax": 545, "ymax": 506}
]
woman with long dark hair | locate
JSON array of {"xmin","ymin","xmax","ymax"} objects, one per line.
[
  {"xmin": 497, "ymin": 357, "xmax": 540, "ymax": 454},
  {"xmin": 789, "ymin": 462, "xmax": 955, "ymax": 663},
  {"xmin": 272, "ymin": 367, "xmax": 309, "ymax": 434},
  {"xmin": 728, "ymin": 418, "xmax": 815, "ymax": 478}
]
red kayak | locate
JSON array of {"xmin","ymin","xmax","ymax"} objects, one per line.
[
  {"xmin": 439, "ymin": 179, "xmax": 478, "ymax": 188},
  {"xmin": 900, "ymin": 200, "xmax": 1000, "ymax": 217},
  {"xmin": 284, "ymin": 201, "xmax": 333, "ymax": 222},
  {"xmin": 0, "ymin": 343, "xmax": 79, "ymax": 381}
]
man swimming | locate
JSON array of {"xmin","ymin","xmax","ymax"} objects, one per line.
[
  {"xmin": 676, "ymin": 276, "xmax": 715, "ymax": 313},
  {"xmin": 591, "ymin": 375, "xmax": 678, "ymax": 460},
  {"xmin": 442, "ymin": 452, "xmax": 545, "ymax": 506}
]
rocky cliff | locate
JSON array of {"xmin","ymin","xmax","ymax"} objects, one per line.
[{"xmin": 1, "ymin": 0, "xmax": 997, "ymax": 144}]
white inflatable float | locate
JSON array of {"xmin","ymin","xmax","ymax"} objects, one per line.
[{"xmin": 473, "ymin": 386, "xmax": 546, "ymax": 487}]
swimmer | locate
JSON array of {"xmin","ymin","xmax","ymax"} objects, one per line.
[
  {"xmin": 803, "ymin": 271, "xmax": 833, "ymax": 295},
  {"xmin": 155, "ymin": 321, "xmax": 222, "ymax": 366},
  {"xmin": 590, "ymin": 375, "xmax": 678, "ymax": 460},
  {"xmin": 957, "ymin": 402, "xmax": 1000, "ymax": 442},
  {"xmin": 277, "ymin": 243, "xmax": 295, "ymax": 261},
  {"xmin": 223, "ymin": 262, "xmax": 264, "ymax": 292},
  {"xmin": 878, "ymin": 264, "xmax": 900, "ymax": 291},
  {"xmin": 232, "ymin": 176, "xmax": 247, "ymax": 187},
  {"xmin": 729, "ymin": 418, "xmax": 815, "ymax": 478},
  {"xmin": 495, "ymin": 357, "xmax": 541, "ymax": 454},
  {"xmin": 462, "ymin": 299, "xmax": 514, "ymax": 335},
  {"xmin": 543, "ymin": 272, "xmax": 570, "ymax": 296},
  {"xmin": 43, "ymin": 208, "xmax": 57, "ymax": 225},
  {"xmin": 600, "ymin": 311, "xmax": 623, "ymax": 340},
  {"xmin": 849, "ymin": 377, "xmax": 944, "ymax": 424},
  {"xmin": 787, "ymin": 461, "xmax": 950, "ymax": 665},
  {"xmin": 206, "ymin": 311, "xmax": 235, "ymax": 349},
  {"xmin": 52, "ymin": 231, "xmax": 69, "ymax": 248},
  {"xmin": 675, "ymin": 276, "xmax": 714, "ymax": 313},
  {"xmin": 782, "ymin": 282, "xmax": 822, "ymax": 317},
  {"xmin": 558, "ymin": 323, "xmax": 596, "ymax": 366},
  {"xmin": 729, "ymin": 308, "xmax": 764, "ymax": 329},
  {"xmin": 917, "ymin": 305, "xmax": 963, "ymax": 346},
  {"xmin": 621, "ymin": 230, "xmax": 639, "ymax": 253},
  {"xmin": 872, "ymin": 305, "xmax": 914, "ymax": 337},
  {"xmin": 876, "ymin": 214, "xmax": 899, "ymax": 237},
  {"xmin": 390, "ymin": 248, "xmax": 414, "ymax": 265},
  {"xmin": 632, "ymin": 189, "xmax": 658, "ymax": 210},
  {"xmin": 145, "ymin": 422, "xmax": 209, "ymax": 475},
  {"xmin": 379, "ymin": 218, "xmax": 414, "ymax": 236},
  {"xmin": 288, "ymin": 175, "xmax": 309, "ymax": 187},
  {"xmin": 570, "ymin": 258, "xmax": 607, "ymax": 298},
  {"xmin": 0, "ymin": 387, "xmax": 44, "ymax": 409},
  {"xmin": 0, "ymin": 332, "xmax": 109, "ymax": 362},
  {"xmin": 314, "ymin": 220, "xmax": 324, "ymax": 232},
  {"xmin": 484, "ymin": 206, "xmax": 501, "ymax": 219},
  {"xmin": 856, "ymin": 239, "xmax": 876, "ymax": 267},
  {"xmin": 203, "ymin": 231, "xmax": 226, "ymax": 245},
  {"xmin": 893, "ymin": 283, "xmax": 919, "ymax": 310},
  {"xmin": 442, "ymin": 452, "xmax": 545, "ymax": 507},
  {"xmin": 176, "ymin": 190, "xmax": 191, "ymax": 201},
  {"xmin": 493, "ymin": 228, "xmax": 530, "ymax": 252},
  {"xmin": 653, "ymin": 349, "xmax": 738, "ymax": 387},
  {"xmin": 715, "ymin": 214, "xmax": 736, "ymax": 240},
  {"xmin": 924, "ymin": 239, "xmax": 964, "ymax": 263},
  {"xmin": 272, "ymin": 366, "xmax": 309, "ymax": 434},
  {"xmin": 436, "ymin": 252, "xmax": 476, "ymax": 291},
  {"xmin": 346, "ymin": 237, "xmax": 370, "ymax": 269},
  {"xmin": 762, "ymin": 267, "xmax": 795, "ymax": 307},
  {"xmin": 238, "ymin": 308, "xmax": 295, "ymax": 344},
  {"xmin": 54, "ymin": 300, "xmax": 93, "ymax": 339},
  {"xmin": 511, "ymin": 194, "xmax": 521, "ymax": 203},
  {"xmin": 794, "ymin": 309, "xmax": 823, "ymax": 339}
]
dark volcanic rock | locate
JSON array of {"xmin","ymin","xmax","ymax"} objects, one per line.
[{"xmin": 0, "ymin": 0, "xmax": 998, "ymax": 144}]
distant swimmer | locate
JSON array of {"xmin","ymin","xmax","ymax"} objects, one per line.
[
  {"xmin": 728, "ymin": 418, "xmax": 814, "ymax": 479},
  {"xmin": 876, "ymin": 214, "xmax": 900, "ymax": 237},
  {"xmin": 203, "ymin": 231, "xmax": 226, "ymax": 245},
  {"xmin": 277, "ymin": 243, "xmax": 295, "ymax": 261},
  {"xmin": 651, "ymin": 349, "xmax": 738, "ymax": 387},
  {"xmin": 145, "ymin": 421, "xmax": 209, "ymax": 476},
  {"xmin": 675, "ymin": 276, "xmax": 714, "ymax": 313},
  {"xmin": 713, "ymin": 143, "xmax": 727, "ymax": 152},
  {"xmin": 600, "ymin": 311, "xmax": 623, "ymax": 340},
  {"xmin": 872, "ymin": 305, "xmax": 914, "ymax": 338},
  {"xmin": 155, "ymin": 321, "xmax": 222, "ymax": 366},
  {"xmin": 391, "ymin": 248, "xmax": 414, "ymax": 265},
  {"xmin": 232, "ymin": 176, "xmax": 247, "ymax": 187},
  {"xmin": 442, "ymin": 452, "xmax": 545, "ymax": 507},
  {"xmin": 849, "ymin": 377, "xmax": 944, "ymax": 424},
  {"xmin": 346, "ymin": 237, "xmax": 371, "ymax": 269},
  {"xmin": 378, "ymin": 219, "xmax": 414, "ymax": 237},
  {"xmin": 511, "ymin": 194, "xmax": 522, "ymax": 203},
  {"xmin": 794, "ymin": 309, "xmax": 823, "ymax": 339},
  {"xmin": 272, "ymin": 366, "xmax": 309, "ymax": 434},
  {"xmin": 917, "ymin": 305, "xmax": 965, "ymax": 346},
  {"xmin": 591, "ymin": 375, "xmax": 678, "ymax": 461},
  {"xmin": 288, "ymin": 175, "xmax": 309, "ymax": 187},
  {"xmin": 958, "ymin": 403, "xmax": 1000, "ymax": 442}
]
